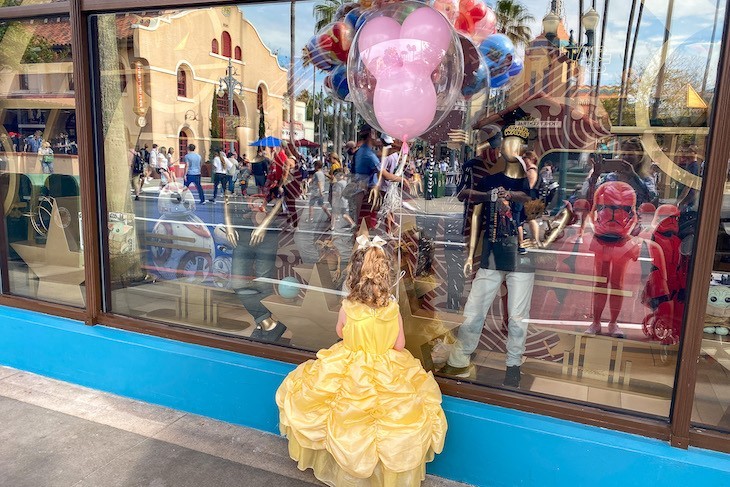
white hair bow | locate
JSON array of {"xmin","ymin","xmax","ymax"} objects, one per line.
[{"xmin": 356, "ymin": 235, "xmax": 387, "ymax": 250}]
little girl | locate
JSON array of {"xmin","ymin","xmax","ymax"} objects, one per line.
[{"xmin": 276, "ymin": 238, "xmax": 447, "ymax": 486}]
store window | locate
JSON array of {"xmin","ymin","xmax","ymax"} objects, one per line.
[
  {"xmin": 694, "ymin": 157, "xmax": 730, "ymax": 433},
  {"xmin": 90, "ymin": 2, "xmax": 727, "ymax": 421},
  {"xmin": 0, "ymin": 17, "xmax": 83, "ymax": 307}
]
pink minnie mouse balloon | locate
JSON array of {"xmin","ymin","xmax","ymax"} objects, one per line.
[
  {"xmin": 400, "ymin": 6, "xmax": 453, "ymax": 74},
  {"xmin": 374, "ymin": 69, "xmax": 438, "ymax": 140},
  {"xmin": 347, "ymin": 1, "xmax": 464, "ymax": 141}
]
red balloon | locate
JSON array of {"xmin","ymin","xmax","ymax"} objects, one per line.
[
  {"xmin": 317, "ymin": 22, "xmax": 354, "ymax": 63},
  {"xmin": 455, "ymin": 0, "xmax": 487, "ymax": 35},
  {"xmin": 464, "ymin": 0, "xmax": 487, "ymax": 21}
]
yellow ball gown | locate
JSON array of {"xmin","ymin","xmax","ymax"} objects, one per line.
[{"xmin": 276, "ymin": 299, "xmax": 447, "ymax": 486}]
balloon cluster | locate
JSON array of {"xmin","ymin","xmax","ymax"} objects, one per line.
[
  {"xmin": 432, "ymin": 0, "xmax": 523, "ymax": 91},
  {"xmin": 301, "ymin": 0, "xmax": 523, "ymax": 138},
  {"xmin": 347, "ymin": 2, "xmax": 464, "ymax": 141},
  {"xmin": 302, "ymin": 3, "xmax": 362, "ymax": 101}
]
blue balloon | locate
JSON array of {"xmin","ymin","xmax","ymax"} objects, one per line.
[
  {"xmin": 331, "ymin": 65, "xmax": 350, "ymax": 101},
  {"xmin": 490, "ymin": 72, "xmax": 510, "ymax": 88},
  {"xmin": 355, "ymin": 12, "xmax": 368, "ymax": 30},
  {"xmin": 278, "ymin": 276, "xmax": 301, "ymax": 299},
  {"xmin": 508, "ymin": 57, "xmax": 523, "ymax": 77},
  {"xmin": 307, "ymin": 37, "xmax": 337, "ymax": 72},
  {"xmin": 463, "ymin": 61, "xmax": 490, "ymax": 99},
  {"xmin": 345, "ymin": 7, "xmax": 362, "ymax": 30},
  {"xmin": 479, "ymin": 34, "xmax": 515, "ymax": 75}
]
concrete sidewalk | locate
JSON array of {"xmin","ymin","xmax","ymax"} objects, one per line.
[{"xmin": 0, "ymin": 366, "xmax": 470, "ymax": 487}]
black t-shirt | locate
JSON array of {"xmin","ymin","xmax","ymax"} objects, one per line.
[
  {"xmin": 251, "ymin": 158, "xmax": 269, "ymax": 176},
  {"xmin": 473, "ymin": 172, "xmax": 534, "ymax": 272}
]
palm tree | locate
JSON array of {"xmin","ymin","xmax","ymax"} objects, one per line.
[
  {"xmin": 314, "ymin": 0, "xmax": 345, "ymax": 32},
  {"xmin": 313, "ymin": 0, "xmax": 348, "ymax": 151},
  {"xmin": 494, "ymin": 0, "xmax": 534, "ymax": 49}
]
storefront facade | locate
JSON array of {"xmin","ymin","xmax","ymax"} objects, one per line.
[{"xmin": 1, "ymin": 1, "xmax": 729, "ymax": 484}]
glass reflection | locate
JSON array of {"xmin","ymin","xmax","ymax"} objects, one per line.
[
  {"xmin": 0, "ymin": 17, "xmax": 83, "ymax": 307},
  {"xmin": 93, "ymin": 1, "xmax": 726, "ymax": 418}
]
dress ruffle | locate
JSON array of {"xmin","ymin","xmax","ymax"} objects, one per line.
[
  {"xmin": 276, "ymin": 341, "xmax": 447, "ymax": 482},
  {"xmin": 282, "ymin": 426, "xmax": 435, "ymax": 487}
]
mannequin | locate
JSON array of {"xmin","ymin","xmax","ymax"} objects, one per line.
[
  {"xmin": 223, "ymin": 147, "xmax": 290, "ymax": 342},
  {"xmin": 439, "ymin": 125, "xmax": 536, "ymax": 388},
  {"xmin": 643, "ymin": 204, "xmax": 684, "ymax": 345},
  {"xmin": 546, "ymin": 182, "xmax": 671, "ymax": 338}
]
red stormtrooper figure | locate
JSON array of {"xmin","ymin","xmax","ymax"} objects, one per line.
[
  {"xmin": 538, "ymin": 182, "xmax": 671, "ymax": 338},
  {"xmin": 642, "ymin": 204, "xmax": 685, "ymax": 344}
]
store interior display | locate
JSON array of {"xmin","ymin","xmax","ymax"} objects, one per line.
[{"xmin": 4, "ymin": 0, "xmax": 728, "ymax": 431}]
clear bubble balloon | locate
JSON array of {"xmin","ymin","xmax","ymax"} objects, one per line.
[
  {"xmin": 454, "ymin": 0, "xmax": 496, "ymax": 44},
  {"xmin": 479, "ymin": 33, "xmax": 514, "ymax": 78},
  {"xmin": 331, "ymin": 65, "xmax": 351, "ymax": 101},
  {"xmin": 335, "ymin": 1, "xmax": 360, "ymax": 21},
  {"xmin": 317, "ymin": 21, "xmax": 355, "ymax": 64},
  {"xmin": 459, "ymin": 35, "xmax": 490, "ymax": 100},
  {"xmin": 508, "ymin": 57, "xmax": 523, "ymax": 77},
  {"xmin": 347, "ymin": 1, "xmax": 464, "ymax": 141},
  {"xmin": 490, "ymin": 71, "xmax": 510, "ymax": 88},
  {"xmin": 431, "ymin": 0, "xmax": 459, "ymax": 23}
]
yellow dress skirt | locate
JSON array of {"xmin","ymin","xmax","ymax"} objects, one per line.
[{"xmin": 276, "ymin": 299, "xmax": 447, "ymax": 487}]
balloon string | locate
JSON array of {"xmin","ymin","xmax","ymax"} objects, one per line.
[{"xmin": 395, "ymin": 147, "xmax": 408, "ymax": 302}]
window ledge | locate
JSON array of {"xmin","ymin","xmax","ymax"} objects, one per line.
[{"xmin": 177, "ymin": 96, "xmax": 195, "ymax": 103}]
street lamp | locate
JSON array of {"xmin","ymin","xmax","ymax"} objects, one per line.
[
  {"xmin": 217, "ymin": 57, "xmax": 244, "ymax": 117},
  {"xmin": 540, "ymin": 8, "xmax": 600, "ymax": 203},
  {"xmin": 582, "ymin": 8, "xmax": 599, "ymax": 56}
]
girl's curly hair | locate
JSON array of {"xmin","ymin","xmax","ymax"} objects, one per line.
[{"xmin": 345, "ymin": 246, "xmax": 393, "ymax": 309}]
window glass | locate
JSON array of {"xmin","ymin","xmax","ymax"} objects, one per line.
[
  {"xmin": 0, "ymin": 0, "xmax": 58, "ymax": 8},
  {"xmin": 694, "ymin": 157, "xmax": 730, "ymax": 433},
  {"xmin": 0, "ymin": 17, "xmax": 83, "ymax": 307},
  {"xmin": 423, "ymin": 0, "xmax": 725, "ymax": 418},
  {"xmin": 92, "ymin": 1, "xmax": 726, "ymax": 418}
]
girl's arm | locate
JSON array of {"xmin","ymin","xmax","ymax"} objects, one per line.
[
  {"xmin": 336, "ymin": 306, "xmax": 346, "ymax": 339},
  {"xmin": 394, "ymin": 313, "xmax": 406, "ymax": 351}
]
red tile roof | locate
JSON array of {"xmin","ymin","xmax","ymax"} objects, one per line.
[{"xmin": 16, "ymin": 11, "xmax": 169, "ymax": 47}]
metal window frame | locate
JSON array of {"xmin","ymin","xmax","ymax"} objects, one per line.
[{"xmin": 0, "ymin": 0, "xmax": 728, "ymax": 455}]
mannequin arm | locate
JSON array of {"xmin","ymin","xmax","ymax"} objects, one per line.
[
  {"xmin": 250, "ymin": 198, "xmax": 283, "ymax": 246},
  {"xmin": 464, "ymin": 203, "xmax": 483, "ymax": 277},
  {"xmin": 223, "ymin": 193, "xmax": 239, "ymax": 248}
]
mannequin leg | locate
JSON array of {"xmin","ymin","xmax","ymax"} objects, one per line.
[
  {"xmin": 587, "ymin": 259, "xmax": 611, "ymax": 334},
  {"xmin": 504, "ymin": 271, "xmax": 536, "ymax": 367},
  {"xmin": 446, "ymin": 268, "xmax": 504, "ymax": 369}
]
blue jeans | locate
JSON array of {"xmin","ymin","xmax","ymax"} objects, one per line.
[
  {"xmin": 226, "ymin": 175, "xmax": 234, "ymax": 193},
  {"xmin": 230, "ymin": 227, "xmax": 278, "ymax": 324},
  {"xmin": 212, "ymin": 173, "xmax": 227, "ymax": 199},
  {"xmin": 448, "ymin": 268, "xmax": 535, "ymax": 368},
  {"xmin": 184, "ymin": 174, "xmax": 205, "ymax": 203}
]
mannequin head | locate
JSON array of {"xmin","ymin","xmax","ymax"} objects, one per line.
[
  {"xmin": 593, "ymin": 181, "xmax": 638, "ymax": 239},
  {"xmin": 500, "ymin": 125, "xmax": 529, "ymax": 178},
  {"xmin": 475, "ymin": 124, "xmax": 502, "ymax": 160},
  {"xmin": 652, "ymin": 204, "xmax": 680, "ymax": 235}
]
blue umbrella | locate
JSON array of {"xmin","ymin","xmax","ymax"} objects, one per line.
[{"xmin": 249, "ymin": 136, "xmax": 282, "ymax": 147}]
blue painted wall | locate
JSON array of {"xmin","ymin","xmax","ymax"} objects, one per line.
[{"xmin": 1, "ymin": 305, "xmax": 729, "ymax": 486}]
